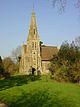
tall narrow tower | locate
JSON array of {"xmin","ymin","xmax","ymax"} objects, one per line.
[{"xmin": 19, "ymin": 9, "xmax": 42, "ymax": 74}]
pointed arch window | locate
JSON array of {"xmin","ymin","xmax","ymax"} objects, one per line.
[
  {"xmin": 32, "ymin": 42, "xmax": 34, "ymax": 49},
  {"xmin": 32, "ymin": 42, "xmax": 37, "ymax": 49},
  {"xmin": 35, "ymin": 42, "xmax": 36, "ymax": 49},
  {"xmin": 34, "ymin": 29, "xmax": 35, "ymax": 35}
]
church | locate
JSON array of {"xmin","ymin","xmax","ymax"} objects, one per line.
[{"xmin": 19, "ymin": 10, "xmax": 58, "ymax": 75}]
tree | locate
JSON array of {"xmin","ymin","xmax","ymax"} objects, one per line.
[
  {"xmin": 11, "ymin": 46, "xmax": 21, "ymax": 63},
  {"xmin": 49, "ymin": 41, "xmax": 80, "ymax": 83},
  {"xmin": 51, "ymin": 0, "xmax": 80, "ymax": 12},
  {"xmin": 3, "ymin": 57, "xmax": 19, "ymax": 74},
  {"xmin": 0, "ymin": 56, "xmax": 4, "ymax": 77},
  {"xmin": 75, "ymin": 36, "xmax": 80, "ymax": 48},
  {"xmin": 0, "ymin": 56, "xmax": 10, "ymax": 79}
]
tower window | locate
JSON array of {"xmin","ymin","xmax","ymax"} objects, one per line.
[
  {"xmin": 34, "ymin": 57, "xmax": 36, "ymax": 60},
  {"xmin": 34, "ymin": 29, "xmax": 35, "ymax": 34},
  {"xmin": 32, "ymin": 42, "xmax": 34, "ymax": 49},
  {"xmin": 35, "ymin": 42, "xmax": 36, "ymax": 49}
]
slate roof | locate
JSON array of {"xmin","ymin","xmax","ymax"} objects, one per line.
[{"xmin": 41, "ymin": 45, "xmax": 58, "ymax": 61}]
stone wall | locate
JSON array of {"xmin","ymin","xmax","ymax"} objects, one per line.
[{"xmin": 42, "ymin": 61, "xmax": 50, "ymax": 74}]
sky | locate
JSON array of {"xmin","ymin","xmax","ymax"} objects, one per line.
[{"xmin": 0, "ymin": 0, "xmax": 80, "ymax": 58}]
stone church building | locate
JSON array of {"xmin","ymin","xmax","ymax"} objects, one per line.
[{"xmin": 19, "ymin": 10, "xmax": 58, "ymax": 75}]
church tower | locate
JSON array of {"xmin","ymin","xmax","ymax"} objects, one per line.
[{"xmin": 19, "ymin": 9, "xmax": 42, "ymax": 74}]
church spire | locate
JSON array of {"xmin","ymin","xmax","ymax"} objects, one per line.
[
  {"xmin": 27, "ymin": 8, "xmax": 39, "ymax": 41},
  {"xmin": 30, "ymin": 9, "xmax": 36, "ymax": 28}
]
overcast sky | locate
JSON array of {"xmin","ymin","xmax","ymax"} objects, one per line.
[{"xmin": 0, "ymin": 0, "xmax": 80, "ymax": 58}]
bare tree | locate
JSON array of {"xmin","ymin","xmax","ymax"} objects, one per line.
[
  {"xmin": 52, "ymin": 0, "xmax": 67, "ymax": 12},
  {"xmin": 75, "ymin": 36, "xmax": 80, "ymax": 47},
  {"xmin": 11, "ymin": 46, "xmax": 21, "ymax": 63},
  {"xmin": 51, "ymin": 0, "xmax": 80, "ymax": 12}
]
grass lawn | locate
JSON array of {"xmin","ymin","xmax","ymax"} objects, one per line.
[{"xmin": 0, "ymin": 75, "xmax": 80, "ymax": 107}]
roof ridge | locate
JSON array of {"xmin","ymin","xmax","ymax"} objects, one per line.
[{"xmin": 42, "ymin": 45, "xmax": 57, "ymax": 48}]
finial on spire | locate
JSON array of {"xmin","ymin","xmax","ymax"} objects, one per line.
[
  {"xmin": 33, "ymin": 2, "xmax": 34, "ymax": 10},
  {"xmin": 32, "ymin": 1, "xmax": 35, "ymax": 17},
  {"xmin": 32, "ymin": 0, "xmax": 35, "ymax": 11}
]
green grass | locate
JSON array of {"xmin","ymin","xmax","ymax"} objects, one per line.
[{"xmin": 0, "ymin": 75, "xmax": 80, "ymax": 107}]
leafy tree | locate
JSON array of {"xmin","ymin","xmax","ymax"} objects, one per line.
[
  {"xmin": 49, "ymin": 41, "xmax": 80, "ymax": 83},
  {"xmin": 0, "ymin": 56, "xmax": 4, "ymax": 77},
  {"xmin": 3, "ymin": 57, "xmax": 19, "ymax": 74}
]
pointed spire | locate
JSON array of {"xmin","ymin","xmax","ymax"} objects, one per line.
[
  {"xmin": 30, "ymin": 2, "xmax": 36, "ymax": 28},
  {"xmin": 30, "ymin": 8, "xmax": 36, "ymax": 28},
  {"xmin": 27, "ymin": 8, "xmax": 39, "ymax": 41}
]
